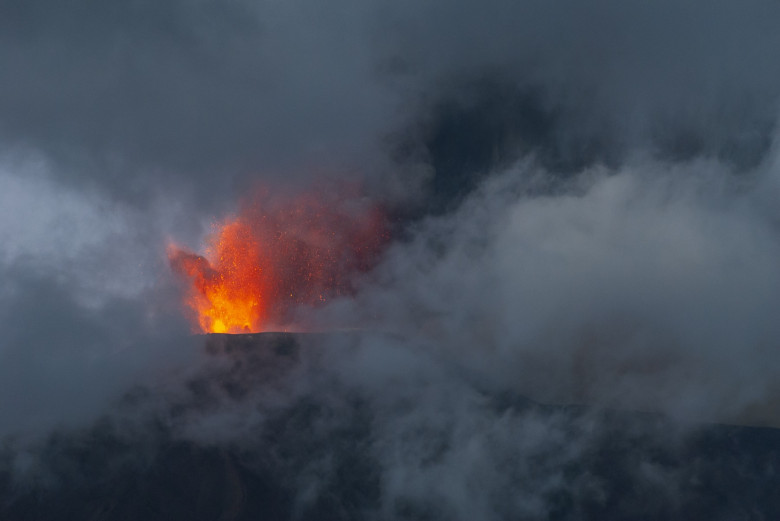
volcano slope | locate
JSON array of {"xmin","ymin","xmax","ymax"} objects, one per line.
[{"xmin": 2, "ymin": 332, "xmax": 780, "ymax": 521}]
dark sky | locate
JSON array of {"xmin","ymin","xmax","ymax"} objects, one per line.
[{"xmin": 3, "ymin": 0, "xmax": 780, "ymax": 498}]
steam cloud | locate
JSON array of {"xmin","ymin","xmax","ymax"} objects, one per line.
[{"xmin": 3, "ymin": 0, "xmax": 780, "ymax": 518}]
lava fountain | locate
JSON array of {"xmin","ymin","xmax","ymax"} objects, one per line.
[{"xmin": 168, "ymin": 187, "xmax": 387, "ymax": 334}]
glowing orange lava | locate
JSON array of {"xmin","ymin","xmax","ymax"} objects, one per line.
[{"xmin": 168, "ymin": 188, "xmax": 387, "ymax": 333}]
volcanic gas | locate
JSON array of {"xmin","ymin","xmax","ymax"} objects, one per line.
[{"xmin": 168, "ymin": 188, "xmax": 387, "ymax": 334}]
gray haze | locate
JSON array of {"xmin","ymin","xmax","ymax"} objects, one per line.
[
  {"xmin": 3, "ymin": 0, "xmax": 780, "ymax": 517},
  {"xmin": 331, "ymin": 153, "xmax": 780, "ymax": 425}
]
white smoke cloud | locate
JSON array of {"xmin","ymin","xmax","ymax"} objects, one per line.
[
  {"xmin": 335, "ymin": 146, "xmax": 780, "ymax": 426},
  {"xmin": 0, "ymin": 154, "xmax": 198, "ymax": 439}
]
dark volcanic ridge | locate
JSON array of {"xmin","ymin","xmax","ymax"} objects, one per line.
[{"xmin": 2, "ymin": 333, "xmax": 780, "ymax": 521}]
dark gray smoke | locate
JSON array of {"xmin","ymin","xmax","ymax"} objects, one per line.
[{"xmin": 3, "ymin": 0, "xmax": 780, "ymax": 518}]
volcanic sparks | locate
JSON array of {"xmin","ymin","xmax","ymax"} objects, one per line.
[{"xmin": 168, "ymin": 188, "xmax": 387, "ymax": 334}]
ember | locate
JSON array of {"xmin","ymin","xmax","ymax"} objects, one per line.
[{"xmin": 169, "ymin": 188, "xmax": 386, "ymax": 333}]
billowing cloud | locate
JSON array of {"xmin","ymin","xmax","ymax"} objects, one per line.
[
  {"xmin": 338, "ymin": 150, "xmax": 780, "ymax": 425},
  {"xmin": 3, "ymin": 0, "xmax": 780, "ymax": 518}
]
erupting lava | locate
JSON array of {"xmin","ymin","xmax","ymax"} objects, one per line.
[{"xmin": 168, "ymin": 188, "xmax": 387, "ymax": 334}]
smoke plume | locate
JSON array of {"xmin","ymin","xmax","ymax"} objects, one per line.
[{"xmin": 3, "ymin": 0, "xmax": 780, "ymax": 518}]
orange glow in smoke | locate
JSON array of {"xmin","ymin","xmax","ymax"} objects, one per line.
[{"xmin": 168, "ymin": 188, "xmax": 387, "ymax": 334}]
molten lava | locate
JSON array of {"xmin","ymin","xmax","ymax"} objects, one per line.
[{"xmin": 168, "ymin": 188, "xmax": 387, "ymax": 334}]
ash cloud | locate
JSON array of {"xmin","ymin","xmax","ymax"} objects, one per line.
[
  {"xmin": 3, "ymin": 0, "xmax": 780, "ymax": 518},
  {"xmin": 339, "ymin": 152, "xmax": 780, "ymax": 425},
  {"xmin": 0, "ymin": 156, "xmax": 197, "ymax": 438},
  {"xmin": 380, "ymin": 0, "xmax": 780, "ymax": 214},
  {"xmin": 0, "ymin": 0, "xmax": 400, "ymax": 207}
]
